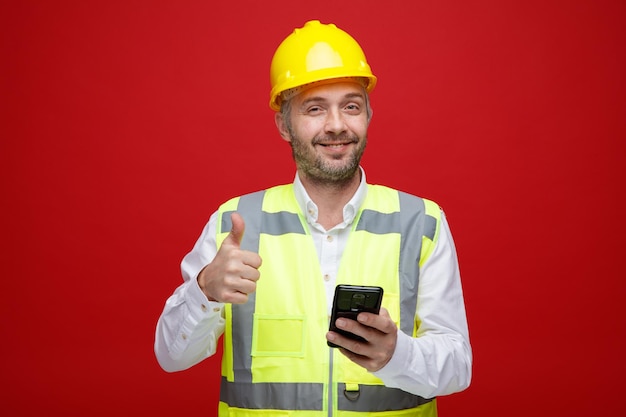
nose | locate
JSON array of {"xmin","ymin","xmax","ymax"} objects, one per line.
[{"xmin": 324, "ymin": 107, "xmax": 347, "ymax": 135}]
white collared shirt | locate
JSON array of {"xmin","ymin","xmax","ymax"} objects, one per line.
[
  {"xmin": 154, "ymin": 169, "xmax": 472, "ymax": 398},
  {"xmin": 292, "ymin": 168, "xmax": 368, "ymax": 316}
]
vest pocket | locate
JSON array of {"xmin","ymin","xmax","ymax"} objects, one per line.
[{"xmin": 251, "ymin": 314, "xmax": 306, "ymax": 357}]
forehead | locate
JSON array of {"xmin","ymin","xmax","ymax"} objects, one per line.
[{"xmin": 294, "ymin": 81, "xmax": 366, "ymax": 104}]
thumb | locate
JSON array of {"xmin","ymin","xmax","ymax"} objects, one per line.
[{"xmin": 225, "ymin": 212, "xmax": 245, "ymax": 246}]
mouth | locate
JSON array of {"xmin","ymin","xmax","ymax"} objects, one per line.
[
  {"xmin": 315, "ymin": 137, "xmax": 358, "ymax": 148},
  {"xmin": 318, "ymin": 142, "xmax": 352, "ymax": 148}
]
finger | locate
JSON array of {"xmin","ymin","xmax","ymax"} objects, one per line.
[
  {"xmin": 333, "ymin": 318, "xmax": 369, "ymax": 342},
  {"xmin": 326, "ymin": 331, "xmax": 355, "ymax": 351},
  {"xmin": 224, "ymin": 212, "xmax": 245, "ymax": 247},
  {"xmin": 328, "ymin": 330, "xmax": 368, "ymax": 356},
  {"xmin": 221, "ymin": 290, "xmax": 250, "ymax": 305},
  {"xmin": 241, "ymin": 251, "xmax": 263, "ymax": 269},
  {"xmin": 231, "ymin": 277, "xmax": 258, "ymax": 296},
  {"xmin": 239, "ymin": 264, "xmax": 261, "ymax": 281},
  {"xmin": 357, "ymin": 307, "xmax": 395, "ymax": 334}
]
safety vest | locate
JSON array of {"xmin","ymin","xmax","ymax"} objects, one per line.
[{"xmin": 215, "ymin": 184, "xmax": 441, "ymax": 417}]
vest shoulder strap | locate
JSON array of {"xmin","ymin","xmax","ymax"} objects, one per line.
[{"xmin": 367, "ymin": 185, "xmax": 442, "ymax": 266}]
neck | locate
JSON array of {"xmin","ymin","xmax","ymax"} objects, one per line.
[{"xmin": 299, "ymin": 169, "xmax": 361, "ymax": 230}]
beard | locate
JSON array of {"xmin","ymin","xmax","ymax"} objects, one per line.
[{"xmin": 288, "ymin": 128, "xmax": 367, "ymax": 186}]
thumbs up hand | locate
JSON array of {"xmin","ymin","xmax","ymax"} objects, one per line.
[{"xmin": 197, "ymin": 212, "xmax": 262, "ymax": 304}]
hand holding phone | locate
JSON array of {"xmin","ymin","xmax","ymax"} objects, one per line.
[{"xmin": 327, "ymin": 284, "xmax": 383, "ymax": 348}]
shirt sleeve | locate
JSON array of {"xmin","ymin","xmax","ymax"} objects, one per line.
[
  {"xmin": 154, "ymin": 212, "xmax": 226, "ymax": 372},
  {"xmin": 372, "ymin": 210, "xmax": 472, "ymax": 398}
]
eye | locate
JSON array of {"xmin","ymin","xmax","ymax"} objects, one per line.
[
  {"xmin": 306, "ymin": 106, "xmax": 324, "ymax": 114},
  {"xmin": 344, "ymin": 103, "xmax": 362, "ymax": 114}
]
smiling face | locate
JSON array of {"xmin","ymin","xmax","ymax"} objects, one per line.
[{"xmin": 275, "ymin": 81, "xmax": 370, "ymax": 186}]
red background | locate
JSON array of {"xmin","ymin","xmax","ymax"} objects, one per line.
[{"xmin": 2, "ymin": 1, "xmax": 625, "ymax": 416}]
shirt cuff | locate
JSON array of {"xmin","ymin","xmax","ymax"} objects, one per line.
[
  {"xmin": 185, "ymin": 276, "xmax": 224, "ymax": 320},
  {"xmin": 167, "ymin": 277, "xmax": 225, "ymax": 361}
]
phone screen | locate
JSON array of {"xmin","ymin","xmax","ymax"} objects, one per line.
[{"xmin": 328, "ymin": 284, "xmax": 383, "ymax": 348}]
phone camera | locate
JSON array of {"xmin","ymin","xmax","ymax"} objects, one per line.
[{"xmin": 350, "ymin": 293, "xmax": 367, "ymax": 310}]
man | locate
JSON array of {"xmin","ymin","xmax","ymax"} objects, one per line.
[{"xmin": 155, "ymin": 20, "xmax": 472, "ymax": 416}]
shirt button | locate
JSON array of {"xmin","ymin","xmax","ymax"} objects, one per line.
[
  {"xmin": 326, "ymin": 235, "xmax": 334, "ymax": 242},
  {"xmin": 201, "ymin": 304, "xmax": 207, "ymax": 312},
  {"xmin": 324, "ymin": 274, "xmax": 330, "ymax": 282},
  {"xmin": 181, "ymin": 333, "xmax": 188, "ymax": 340},
  {"xmin": 213, "ymin": 307, "xmax": 221, "ymax": 313}
]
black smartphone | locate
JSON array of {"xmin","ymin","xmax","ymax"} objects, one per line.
[{"xmin": 327, "ymin": 284, "xmax": 383, "ymax": 348}]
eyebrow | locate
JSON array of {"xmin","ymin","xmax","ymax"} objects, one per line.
[{"xmin": 300, "ymin": 92, "xmax": 365, "ymax": 107}]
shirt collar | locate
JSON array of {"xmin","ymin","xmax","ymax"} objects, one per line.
[{"xmin": 293, "ymin": 167, "xmax": 368, "ymax": 229}]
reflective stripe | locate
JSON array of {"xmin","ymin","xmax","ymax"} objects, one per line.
[
  {"xmin": 220, "ymin": 377, "xmax": 432, "ymax": 412},
  {"xmin": 220, "ymin": 377, "xmax": 324, "ymax": 410},
  {"xmin": 229, "ymin": 192, "xmax": 264, "ymax": 383},
  {"xmin": 355, "ymin": 210, "xmax": 401, "ymax": 234},
  {"xmin": 424, "ymin": 214, "xmax": 437, "ymax": 241},
  {"xmin": 397, "ymin": 192, "xmax": 425, "ymax": 335},
  {"xmin": 222, "ymin": 210, "xmax": 305, "ymax": 236},
  {"xmin": 337, "ymin": 384, "xmax": 433, "ymax": 411},
  {"xmin": 262, "ymin": 211, "xmax": 306, "ymax": 235}
]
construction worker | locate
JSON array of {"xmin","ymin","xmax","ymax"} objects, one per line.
[{"xmin": 155, "ymin": 20, "xmax": 472, "ymax": 416}]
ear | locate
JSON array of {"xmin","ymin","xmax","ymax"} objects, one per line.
[{"xmin": 275, "ymin": 112, "xmax": 292, "ymax": 142}]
